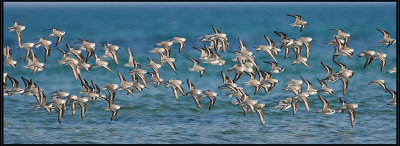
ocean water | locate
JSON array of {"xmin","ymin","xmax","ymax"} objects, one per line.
[{"xmin": 2, "ymin": 2, "xmax": 397, "ymax": 144}]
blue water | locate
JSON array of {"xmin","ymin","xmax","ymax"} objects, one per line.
[{"xmin": 3, "ymin": 2, "xmax": 397, "ymax": 144}]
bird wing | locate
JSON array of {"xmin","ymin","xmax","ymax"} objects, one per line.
[
  {"xmin": 111, "ymin": 109, "xmax": 119, "ymax": 121},
  {"xmin": 176, "ymin": 84, "xmax": 186, "ymax": 96},
  {"xmin": 110, "ymin": 50, "xmax": 119, "ymax": 65},
  {"xmin": 167, "ymin": 61, "xmax": 178, "ymax": 74},
  {"xmin": 274, "ymin": 31, "xmax": 287, "ymax": 40},
  {"xmin": 264, "ymin": 35, "xmax": 274, "ymax": 46},
  {"xmin": 212, "ymin": 25, "xmax": 221, "ymax": 33},
  {"xmin": 206, "ymin": 95, "xmax": 216, "ymax": 110},
  {"xmin": 127, "ymin": 47, "xmax": 137, "ymax": 67},
  {"xmin": 179, "ymin": 41, "xmax": 185, "ymax": 53},
  {"xmin": 43, "ymin": 43, "xmax": 52, "ymax": 62},
  {"xmin": 347, "ymin": 108, "xmax": 356, "ymax": 128},
  {"xmin": 364, "ymin": 57, "xmax": 374, "ymax": 69},
  {"xmin": 318, "ymin": 78, "xmax": 327, "ymax": 89},
  {"xmin": 57, "ymin": 104, "xmax": 65, "ymax": 123},
  {"xmin": 318, "ymin": 95, "xmax": 327, "ymax": 110},
  {"xmin": 172, "ymin": 87, "xmax": 179, "ymax": 100},
  {"xmin": 56, "ymin": 35, "xmax": 64, "ymax": 46},
  {"xmin": 300, "ymin": 23, "xmax": 307, "ymax": 32},
  {"xmin": 238, "ymin": 37, "xmax": 248, "ymax": 52},
  {"xmin": 300, "ymin": 96, "xmax": 310, "ymax": 112},
  {"xmin": 186, "ymin": 79, "xmax": 194, "ymax": 90},
  {"xmin": 16, "ymin": 31, "xmax": 23, "ymax": 48},
  {"xmin": 379, "ymin": 57, "xmax": 387, "ymax": 72},
  {"xmin": 79, "ymin": 101, "xmax": 87, "ymax": 120},
  {"xmin": 221, "ymin": 71, "xmax": 227, "ymax": 84},
  {"xmin": 71, "ymin": 101, "xmax": 77, "ymax": 115},
  {"xmin": 301, "ymin": 76, "xmax": 312, "ymax": 91},
  {"xmin": 256, "ymin": 108, "xmax": 265, "ymax": 126},
  {"xmin": 341, "ymin": 76, "xmax": 349, "ymax": 96},
  {"xmin": 376, "ymin": 28, "xmax": 390, "ymax": 40},
  {"xmin": 378, "ymin": 81, "xmax": 388, "ymax": 92},
  {"xmin": 67, "ymin": 62, "xmax": 80, "ymax": 81},
  {"xmin": 291, "ymin": 101, "xmax": 298, "ymax": 116},
  {"xmin": 7, "ymin": 74, "xmax": 19, "ymax": 90},
  {"xmin": 117, "ymin": 71, "xmax": 126, "ymax": 85},
  {"xmin": 191, "ymin": 94, "xmax": 202, "ymax": 109}
]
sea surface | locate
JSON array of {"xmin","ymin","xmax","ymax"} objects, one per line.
[{"xmin": 2, "ymin": 2, "xmax": 397, "ymax": 144}]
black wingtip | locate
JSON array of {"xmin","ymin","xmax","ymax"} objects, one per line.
[{"xmin": 203, "ymin": 43, "xmax": 208, "ymax": 48}]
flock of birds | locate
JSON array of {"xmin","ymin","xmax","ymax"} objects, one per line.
[{"xmin": 3, "ymin": 14, "xmax": 397, "ymax": 128}]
